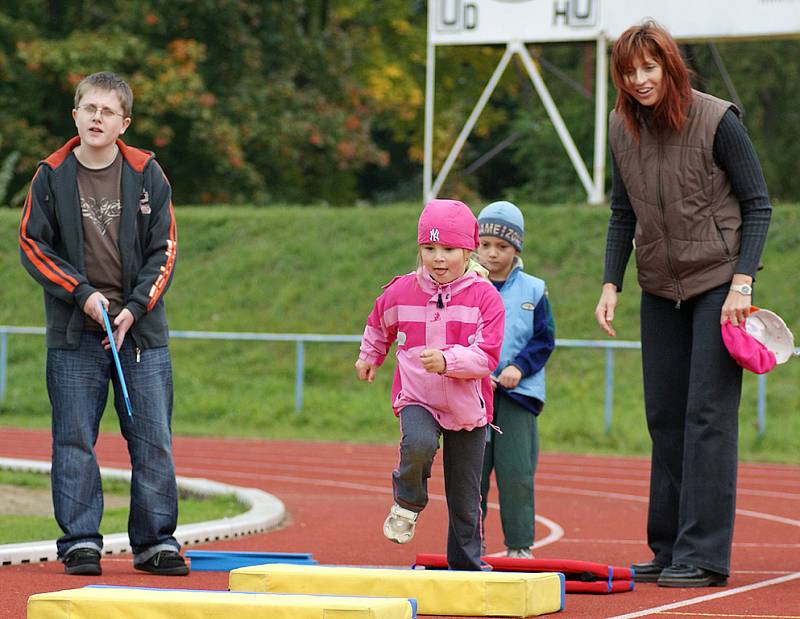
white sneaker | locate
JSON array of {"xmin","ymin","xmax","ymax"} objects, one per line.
[
  {"xmin": 383, "ymin": 504, "xmax": 418, "ymax": 544},
  {"xmin": 507, "ymin": 547, "xmax": 533, "ymax": 559}
]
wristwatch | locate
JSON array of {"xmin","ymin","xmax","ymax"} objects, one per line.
[{"xmin": 730, "ymin": 283, "xmax": 753, "ymax": 295}]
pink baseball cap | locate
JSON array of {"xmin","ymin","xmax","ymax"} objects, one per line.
[
  {"xmin": 417, "ymin": 199, "xmax": 479, "ymax": 250},
  {"xmin": 721, "ymin": 306, "xmax": 796, "ymax": 374}
]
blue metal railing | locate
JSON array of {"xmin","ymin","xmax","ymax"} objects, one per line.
[{"xmin": 0, "ymin": 326, "xmax": 785, "ymax": 435}]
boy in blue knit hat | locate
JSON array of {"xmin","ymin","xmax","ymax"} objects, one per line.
[{"xmin": 476, "ymin": 201, "xmax": 555, "ymax": 559}]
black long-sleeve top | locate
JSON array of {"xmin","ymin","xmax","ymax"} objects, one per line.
[{"xmin": 603, "ymin": 109, "xmax": 772, "ymax": 291}]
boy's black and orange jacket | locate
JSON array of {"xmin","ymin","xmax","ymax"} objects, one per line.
[{"xmin": 19, "ymin": 137, "xmax": 177, "ymax": 350}]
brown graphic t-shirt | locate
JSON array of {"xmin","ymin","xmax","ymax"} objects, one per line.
[{"xmin": 77, "ymin": 150, "xmax": 124, "ymax": 329}]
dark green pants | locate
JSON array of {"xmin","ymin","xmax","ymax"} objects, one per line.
[{"xmin": 480, "ymin": 390, "xmax": 539, "ymax": 550}]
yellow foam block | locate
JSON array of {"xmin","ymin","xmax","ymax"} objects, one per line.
[
  {"xmin": 229, "ymin": 564, "xmax": 564, "ymax": 617},
  {"xmin": 27, "ymin": 586, "xmax": 415, "ymax": 619}
]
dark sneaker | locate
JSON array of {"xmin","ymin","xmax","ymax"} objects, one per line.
[
  {"xmin": 64, "ymin": 548, "xmax": 102, "ymax": 576},
  {"xmin": 657, "ymin": 563, "xmax": 727, "ymax": 588},
  {"xmin": 134, "ymin": 550, "xmax": 190, "ymax": 576},
  {"xmin": 631, "ymin": 560, "xmax": 666, "ymax": 583}
]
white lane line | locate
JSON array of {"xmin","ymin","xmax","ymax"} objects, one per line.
[
  {"xmin": 533, "ymin": 473, "xmax": 800, "ymax": 500},
  {"xmin": 738, "ymin": 489, "xmax": 800, "ymax": 501},
  {"xmin": 533, "ymin": 514, "xmax": 565, "ymax": 549},
  {"xmin": 540, "ymin": 485, "xmax": 800, "ymax": 526},
  {"xmin": 604, "ymin": 572, "xmax": 800, "ymax": 619},
  {"xmin": 736, "ymin": 509, "xmax": 800, "ymax": 528},
  {"xmin": 539, "ymin": 483, "xmax": 649, "ymax": 503}
]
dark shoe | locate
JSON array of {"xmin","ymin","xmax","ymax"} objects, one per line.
[
  {"xmin": 657, "ymin": 563, "xmax": 728, "ymax": 588},
  {"xmin": 64, "ymin": 548, "xmax": 102, "ymax": 576},
  {"xmin": 134, "ymin": 550, "xmax": 189, "ymax": 576},
  {"xmin": 631, "ymin": 560, "xmax": 665, "ymax": 583}
]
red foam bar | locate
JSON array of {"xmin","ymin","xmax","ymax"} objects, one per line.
[
  {"xmin": 567, "ymin": 580, "xmax": 634, "ymax": 594},
  {"xmin": 610, "ymin": 580, "xmax": 635, "ymax": 593},
  {"xmin": 413, "ymin": 554, "xmax": 634, "ymax": 595}
]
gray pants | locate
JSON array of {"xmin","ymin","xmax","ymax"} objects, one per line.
[
  {"xmin": 640, "ymin": 283, "xmax": 742, "ymax": 576},
  {"xmin": 394, "ymin": 405, "xmax": 486, "ymax": 570}
]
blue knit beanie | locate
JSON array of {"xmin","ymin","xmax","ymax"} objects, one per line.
[{"xmin": 477, "ymin": 201, "xmax": 524, "ymax": 251}]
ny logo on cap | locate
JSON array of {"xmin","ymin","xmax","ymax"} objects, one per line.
[{"xmin": 429, "ymin": 228, "xmax": 440, "ymax": 242}]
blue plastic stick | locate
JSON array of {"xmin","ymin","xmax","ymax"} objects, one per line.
[{"xmin": 100, "ymin": 303, "xmax": 133, "ymax": 418}]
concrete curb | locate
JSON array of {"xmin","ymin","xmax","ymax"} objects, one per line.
[{"xmin": 0, "ymin": 457, "xmax": 285, "ymax": 567}]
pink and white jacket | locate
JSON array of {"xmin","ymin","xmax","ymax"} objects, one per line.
[{"xmin": 359, "ymin": 267, "xmax": 505, "ymax": 430}]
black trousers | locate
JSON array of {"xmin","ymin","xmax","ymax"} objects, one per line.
[
  {"xmin": 640, "ymin": 283, "xmax": 742, "ymax": 576},
  {"xmin": 393, "ymin": 405, "xmax": 486, "ymax": 570}
]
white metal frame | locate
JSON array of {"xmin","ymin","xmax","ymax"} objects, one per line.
[{"xmin": 423, "ymin": 36, "xmax": 609, "ymax": 205}]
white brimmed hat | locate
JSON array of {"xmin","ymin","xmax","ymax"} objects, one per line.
[{"xmin": 745, "ymin": 308, "xmax": 795, "ymax": 364}]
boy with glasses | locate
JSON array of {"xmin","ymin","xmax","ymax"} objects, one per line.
[{"xmin": 19, "ymin": 71, "xmax": 187, "ymax": 576}]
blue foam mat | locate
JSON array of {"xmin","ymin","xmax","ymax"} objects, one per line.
[{"xmin": 184, "ymin": 550, "xmax": 317, "ymax": 571}]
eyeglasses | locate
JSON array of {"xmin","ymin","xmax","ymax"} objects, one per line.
[{"xmin": 77, "ymin": 104, "xmax": 126, "ymax": 119}]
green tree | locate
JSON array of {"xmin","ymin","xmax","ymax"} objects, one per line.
[{"xmin": 0, "ymin": 1, "xmax": 414, "ymax": 205}]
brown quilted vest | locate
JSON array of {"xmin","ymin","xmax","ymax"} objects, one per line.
[{"xmin": 609, "ymin": 91, "xmax": 741, "ymax": 303}]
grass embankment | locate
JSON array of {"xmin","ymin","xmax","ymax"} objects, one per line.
[
  {"xmin": 1, "ymin": 204, "xmax": 798, "ymax": 462},
  {"xmin": 0, "ymin": 469, "xmax": 245, "ymax": 544}
]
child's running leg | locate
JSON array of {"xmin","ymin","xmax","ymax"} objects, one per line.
[
  {"xmin": 392, "ymin": 405, "xmax": 441, "ymax": 510},
  {"xmin": 384, "ymin": 406, "xmax": 441, "ymax": 543},
  {"xmin": 443, "ymin": 425, "xmax": 487, "ymax": 570}
]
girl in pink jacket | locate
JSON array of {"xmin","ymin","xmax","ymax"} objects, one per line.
[{"xmin": 355, "ymin": 199, "xmax": 505, "ymax": 570}]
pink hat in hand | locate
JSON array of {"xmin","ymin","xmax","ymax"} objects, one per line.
[
  {"xmin": 721, "ymin": 306, "xmax": 795, "ymax": 374},
  {"xmin": 721, "ymin": 320, "xmax": 776, "ymax": 374},
  {"xmin": 417, "ymin": 199, "xmax": 480, "ymax": 250}
]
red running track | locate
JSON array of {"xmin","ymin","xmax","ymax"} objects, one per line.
[{"xmin": 1, "ymin": 426, "xmax": 799, "ymax": 618}]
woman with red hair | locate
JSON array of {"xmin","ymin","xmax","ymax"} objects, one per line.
[{"xmin": 594, "ymin": 21, "xmax": 772, "ymax": 588}]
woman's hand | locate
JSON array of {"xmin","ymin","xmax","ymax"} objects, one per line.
[
  {"xmin": 721, "ymin": 276, "xmax": 753, "ymax": 326},
  {"xmin": 595, "ymin": 283, "xmax": 619, "ymax": 337}
]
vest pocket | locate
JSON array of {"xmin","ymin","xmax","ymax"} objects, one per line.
[{"xmin": 712, "ymin": 215, "xmax": 732, "ymax": 259}]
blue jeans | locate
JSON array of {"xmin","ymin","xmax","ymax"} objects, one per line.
[{"xmin": 47, "ymin": 331, "xmax": 180, "ymax": 564}]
